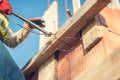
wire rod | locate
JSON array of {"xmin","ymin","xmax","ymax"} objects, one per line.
[
  {"xmin": 64, "ymin": 0, "xmax": 68, "ymax": 20},
  {"xmin": 12, "ymin": 11, "xmax": 52, "ymax": 37},
  {"xmin": 48, "ymin": 0, "xmax": 50, "ymax": 8},
  {"xmin": 107, "ymin": 27, "xmax": 120, "ymax": 36},
  {"xmin": 17, "ymin": 24, "xmax": 45, "ymax": 35}
]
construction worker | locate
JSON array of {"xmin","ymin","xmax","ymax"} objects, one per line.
[
  {"xmin": 0, "ymin": 0, "xmax": 44, "ymax": 79},
  {"xmin": 0, "ymin": 0, "xmax": 44, "ymax": 48}
]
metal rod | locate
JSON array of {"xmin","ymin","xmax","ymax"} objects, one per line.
[
  {"xmin": 64, "ymin": 0, "xmax": 68, "ymax": 21},
  {"xmin": 48, "ymin": 0, "xmax": 50, "ymax": 8},
  {"xmin": 12, "ymin": 11, "xmax": 52, "ymax": 37}
]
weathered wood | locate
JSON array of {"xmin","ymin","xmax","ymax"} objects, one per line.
[
  {"xmin": 72, "ymin": 0, "xmax": 81, "ymax": 13},
  {"xmin": 23, "ymin": 0, "xmax": 111, "ymax": 76},
  {"xmin": 82, "ymin": 19, "xmax": 103, "ymax": 51},
  {"xmin": 74, "ymin": 47, "xmax": 120, "ymax": 80}
]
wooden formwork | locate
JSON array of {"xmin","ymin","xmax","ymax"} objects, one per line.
[{"xmin": 23, "ymin": 0, "xmax": 114, "ymax": 80}]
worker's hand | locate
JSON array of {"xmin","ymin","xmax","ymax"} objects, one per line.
[
  {"xmin": 25, "ymin": 18, "xmax": 45, "ymax": 29},
  {"xmin": 0, "ymin": 0, "xmax": 12, "ymax": 15}
]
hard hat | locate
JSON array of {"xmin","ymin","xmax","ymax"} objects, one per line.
[
  {"xmin": 0, "ymin": 0, "xmax": 12, "ymax": 15},
  {"xmin": 0, "ymin": 0, "xmax": 9, "ymax": 3}
]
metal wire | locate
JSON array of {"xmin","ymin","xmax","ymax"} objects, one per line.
[
  {"xmin": 53, "ymin": 35, "xmax": 71, "ymax": 46},
  {"xmin": 64, "ymin": 0, "xmax": 68, "ymax": 20},
  {"xmin": 12, "ymin": 11, "xmax": 52, "ymax": 37},
  {"xmin": 56, "ymin": 42, "xmax": 81, "ymax": 52},
  {"xmin": 17, "ymin": 24, "xmax": 45, "ymax": 35},
  {"xmin": 107, "ymin": 27, "xmax": 120, "ymax": 36},
  {"xmin": 48, "ymin": 0, "xmax": 50, "ymax": 8},
  {"xmin": 56, "ymin": 36, "xmax": 82, "ymax": 52},
  {"xmin": 17, "ymin": 23, "xmax": 75, "ymax": 48}
]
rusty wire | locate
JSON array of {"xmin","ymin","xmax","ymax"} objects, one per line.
[{"xmin": 64, "ymin": 0, "xmax": 68, "ymax": 21}]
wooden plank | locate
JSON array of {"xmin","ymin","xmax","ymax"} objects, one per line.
[
  {"xmin": 72, "ymin": 0, "xmax": 81, "ymax": 13},
  {"xmin": 74, "ymin": 47, "xmax": 120, "ymax": 80},
  {"xmin": 23, "ymin": 0, "xmax": 111, "ymax": 76}
]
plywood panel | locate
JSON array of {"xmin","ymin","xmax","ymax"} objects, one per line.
[
  {"xmin": 72, "ymin": 0, "xmax": 81, "ymax": 13},
  {"xmin": 39, "ymin": 1, "xmax": 59, "ymax": 49}
]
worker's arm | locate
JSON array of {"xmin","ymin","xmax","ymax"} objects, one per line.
[
  {"xmin": 3, "ymin": 18, "xmax": 44, "ymax": 48},
  {"xmin": 3, "ymin": 24, "xmax": 32, "ymax": 48}
]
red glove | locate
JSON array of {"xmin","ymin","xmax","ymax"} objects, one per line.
[{"xmin": 0, "ymin": 0, "xmax": 12, "ymax": 15}]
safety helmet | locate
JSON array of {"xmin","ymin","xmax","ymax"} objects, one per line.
[
  {"xmin": 0, "ymin": 0, "xmax": 12, "ymax": 15},
  {"xmin": 0, "ymin": 0, "xmax": 9, "ymax": 3}
]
